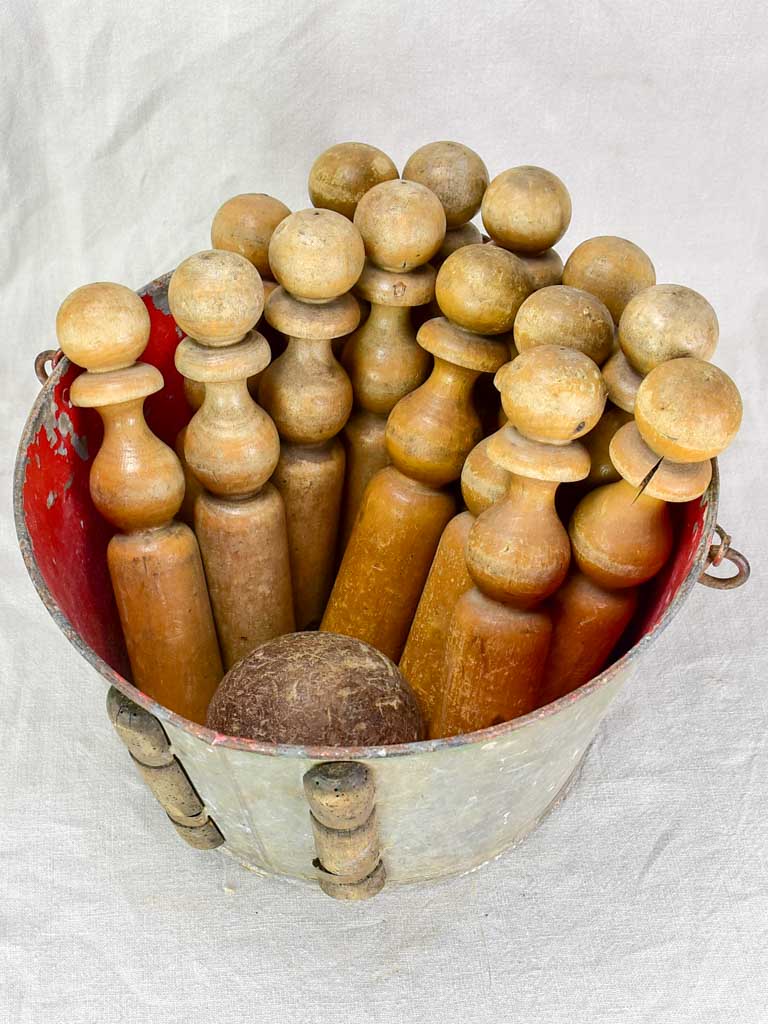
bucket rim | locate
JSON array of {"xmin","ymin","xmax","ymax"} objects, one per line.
[{"xmin": 14, "ymin": 272, "xmax": 719, "ymax": 761}]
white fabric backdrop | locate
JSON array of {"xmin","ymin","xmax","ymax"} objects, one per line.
[{"xmin": 1, "ymin": 2, "xmax": 766, "ymax": 1021}]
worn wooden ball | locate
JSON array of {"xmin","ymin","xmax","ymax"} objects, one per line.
[
  {"xmin": 206, "ymin": 632, "xmax": 426, "ymax": 746},
  {"xmin": 563, "ymin": 236, "xmax": 656, "ymax": 323},
  {"xmin": 268, "ymin": 208, "xmax": 365, "ymax": 301},
  {"xmin": 435, "ymin": 243, "xmax": 532, "ymax": 335},
  {"xmin": 618, "ymin": 283, "xmax": 719, "ymax": 375},
  {"xmin": 168, "ymin": 250, "xmax": 264, "ymax": 346},
  {"xmin": 56, "ymin": 282, "xmax": 151, "ymax": 371},
  {"xmin": 496, "ymin": 344, "xmax": 607, "ymax": 443},
  {"xmin": 402, "ymin": 141, "xmax": 489, "ymax": 228},
  {"xmin": 481, "ymin": 166, "xmax": 572, "ymax": 254},
  {"xmin": 634, "ymin": 357, "xmax": 742, "ymax": 462},
  {"xmin": 211, "ymin": 194, "xmax": 291, "ymax": 278},
  {"xmin": 353, "ymin": 179, "xmax": 446, "ymax": 272},
  {"xmin": 309, "ymin": 142, "xmax": 399, "ymax": 220},
  {"xmin": 513, "ymin": 285, "xmax": 614, "ymax": 365}
]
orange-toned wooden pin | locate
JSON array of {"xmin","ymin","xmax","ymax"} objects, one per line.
[
  {"xmin": 400, "ymin": 430, "xmax": 509, "ymax": 734},
  {"xmin": 56, "ymin": 283, "xmax": 223, "ymax": 723},
  {"xmin": 258, "ymin": 209, "xmax": 364, "ymax": 627},
  {"xmin": 309, "ymin": 142, "xmax": 399, "ymax": 220},
  {"xmin": 338, "ymin": 180, "xmax": 444, "ymax": 545},
  {"xmin": 540, "ymin": 357, "xmax": 742, "ymax": 705},
  {"xmin": 170, "ymin": 250, "xmax": 294, "ymax": 669},
  {"xmin": 322, "ymin": 244, "xmax": 516, "ymax": 663},
  {"xmin": 403, "ymin": 141, "xmax": 489, "ymax": 265},
  {"xmin": 436, "ymin": 345, "xmax": 606, "ymax": 737}
]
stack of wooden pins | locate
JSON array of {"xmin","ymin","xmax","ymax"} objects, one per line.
[
  {"xmin": 171, "ymin": 250, "xmax": 294, "ymax": 669},
  {"xmin": 258, "ymin": 208, "xmax": 364, "ymax": 628},
  {"xmin": 56, "ymin": 283, "xmax": 223, "ymax": 723},
  {"xmin": 541, "ymin": 356, "xmax": 742, "ymax": 704},
  {"xmin": 435, "ymin": 344, "xmax": 606, "ymax": 737},
  {"xmin": 322, "ymin": 242, "xmax": 521, "ymax": 662},
  {"xmin": 400, "ymin": 430, "xmax": 510, "ymax": 735}
]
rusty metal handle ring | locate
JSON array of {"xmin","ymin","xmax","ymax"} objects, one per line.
[
  {"xmin": 698, "ymin": 524, "xmax": 750, "ymax": 590},
  {"xmin": 34, "ymin": 349, "xmax": 62, "ymax": 385}
]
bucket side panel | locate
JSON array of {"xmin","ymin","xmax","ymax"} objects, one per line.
[{"xmin": 165, "ymin": 666, "xmax": 632, "ymax": 885}]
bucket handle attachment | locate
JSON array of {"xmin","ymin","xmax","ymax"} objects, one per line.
[
  {"xmin": 34, "ymin": 349, "xmax": 63, "ymax": 385},
  {"xmin": 106, "ymin": 687, "xmax": 224, "ymax": 850},
  {"xmin": 303, "ymin": 762, "xmax": 386, "ymax": 900},
  {"xmin": 698, "ymin": 524, "xmax": 750, "ymax": 590}
]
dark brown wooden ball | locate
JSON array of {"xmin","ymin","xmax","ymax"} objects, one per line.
[{"xmin": 206, "ymin": 632, "xmax": 425, "ymax": 746}]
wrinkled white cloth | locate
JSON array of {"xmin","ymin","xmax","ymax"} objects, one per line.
[{"xmin": 1, "ymin": 1, "xmax": 767, "ymax": 1021}]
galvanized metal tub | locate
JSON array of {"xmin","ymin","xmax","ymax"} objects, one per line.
[{"xmin": 14, "ymin": 273, "xmax": 749, "ymax": 894}]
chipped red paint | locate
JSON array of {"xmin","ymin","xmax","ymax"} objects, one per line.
[
  {"xmin": 20, "ymin": 361, "xmax": 128, "ymax": 674},
  {"xmin": 17, "ymin": 286, "xmax": 194, "ymax": 681},
  {"xmin": 14, "ymin": 272, "xmax": 718, "ymax": 758}
]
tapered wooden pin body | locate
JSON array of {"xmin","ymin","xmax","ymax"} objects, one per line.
[
  {"xmin": 437, "ymin": 345, "xmax": 606, "ymax": 737},
  {"xmin": 322, "ymin": 244, "xmax": 524, "ymax": 662},
  {"xmin": 258, "ymin": 209, "xmax": 365, "ymax": 628},
  {"xmin": 339, "ymin": 179, "xmax": 445, "ymax": 544},
  {"xmin": 56, "ymin": 283, "xmax": 223, "ymax": 723},
  {"xmin": 540, "ymin": 357, "xmax": 742, "ymax": 704},
  {"xmin": 170, "ymin": 250, "xmax": 294, "ymax": 669},
  {"xmin": 400, "ymin": 430, "xmax": 509, "ymax": 734}
]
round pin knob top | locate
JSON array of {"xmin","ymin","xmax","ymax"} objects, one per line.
[
  {"xmin": 634, "ymin": 357, "xmax": 742, "ymax": 463},
  {"xmin": 435, "ymin": 244, "xmax": 532, "ymax": 335},
  {"xmin": 481, "ymin": 166, "xmax": 572, "ymax": 254},
  {"xmin": 513, "ymin": 285, "xmax": 614, "ymax": 365},
  {"xmin": 309, "ymin": 142, "xmax": 399, "ymax": 220},
  {"xmin": 402, "ymin": 141, "xmax": 489, "ymax": 228},
  {"xmin": 268, "ymin": 208, "xmax": 365, "ymax": 301},
  {"xmin": 563, "ymin": 236, "xmax": 656, "ymax": 324},
  {"xmin": 618, "ymin": 283, "xmax": 719, "ymax": 375},
  {"xmin": 210, "ymin": 193, "xmax": 291, "ymax": 278},
  {"xmin": 56, "ymin": 282, "xmax": 151, "ymax": 371},
  {"xmin": 169, "ymin": 250, "xmax": 264, "ymax": 345},
  {"xmin": 353, "ymin": 179, "xmax": 446, "ymax": 273},
  {"xmin": 496, "ymin": 345, "xmax": 607, "ymax": 445}
]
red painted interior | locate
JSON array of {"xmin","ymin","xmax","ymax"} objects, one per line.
[{"xmin": 19, "ymin": 288, "xmax": 708, "ymax": 684}]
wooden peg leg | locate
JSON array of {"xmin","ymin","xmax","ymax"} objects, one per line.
[
  {"xmin": 303, "ymin": 762, "xmax": 385, "ymax": 901},
  {"xmin": 106, "ymin": 687, "xmax": 224, "ymax": 850}
]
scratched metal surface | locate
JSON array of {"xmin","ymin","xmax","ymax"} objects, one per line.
[{"xmin": 165, "ymin": 666, "xmax": 629, "ymax": 883}]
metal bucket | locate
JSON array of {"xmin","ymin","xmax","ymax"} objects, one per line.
[{"xmin": 14, "ymin": 273, "xmax": 750, "ymax": 897}]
